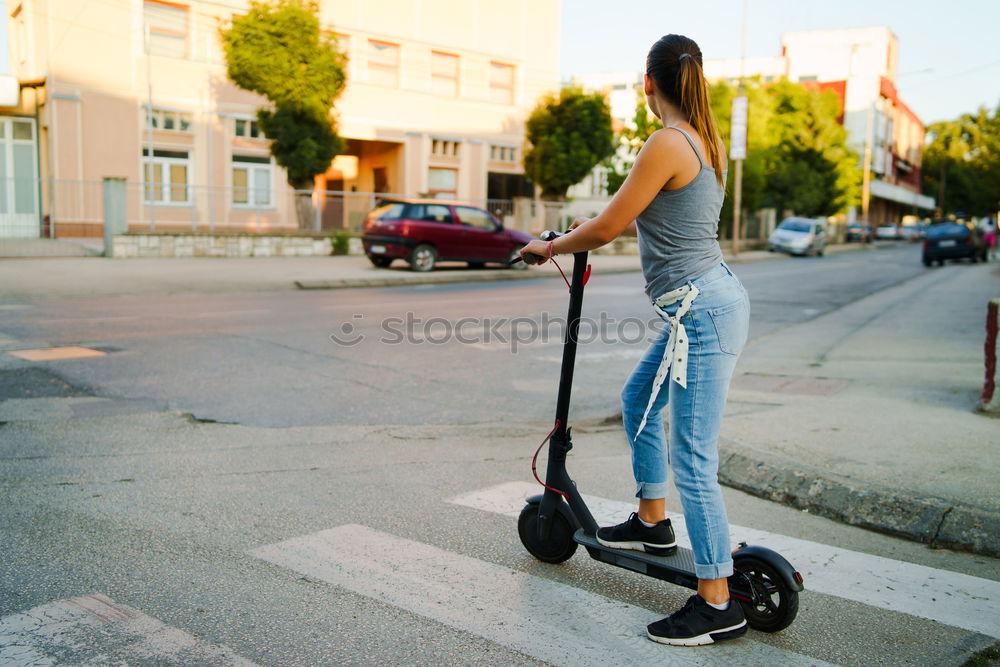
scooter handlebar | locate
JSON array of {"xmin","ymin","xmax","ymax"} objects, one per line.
[{"xmin": 510, "ymin": 230, "xmax": 566, "ymax": 265}]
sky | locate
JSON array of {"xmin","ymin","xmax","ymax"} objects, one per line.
[{"xmin": 560, "ymin": 0, "xmax": 1000, "ymax": 125}]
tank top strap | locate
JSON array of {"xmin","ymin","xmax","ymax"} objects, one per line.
[{"xmin": 666, "ymin": 125, "xmax": 705, "ymax": 168}]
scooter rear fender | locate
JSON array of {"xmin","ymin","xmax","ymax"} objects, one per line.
[{"xmin": 733, "ymin": 544, "xmax": 804, "ymax": 592}]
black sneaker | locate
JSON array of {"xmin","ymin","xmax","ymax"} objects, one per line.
[
  {"xmin": 647, "ymin": 595, "xmax": 748, "ymax": 646},
  {"xmin": 595, "ymin": 512, "xmax": 677, "ymax": 555}
]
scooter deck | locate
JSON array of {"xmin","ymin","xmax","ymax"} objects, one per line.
[{"xmin": 574, "ymin": 529, "xmax": 700, "ymax": 589}]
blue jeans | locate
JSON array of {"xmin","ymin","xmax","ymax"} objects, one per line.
[{"xmin": 621, "ymin": 263, "xmax": 749, "ymax": 580}]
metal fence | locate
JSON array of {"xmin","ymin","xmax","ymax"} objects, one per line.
[{"xmin": 35, "ymin": 179, "xmax": 567, "ymax": 237}]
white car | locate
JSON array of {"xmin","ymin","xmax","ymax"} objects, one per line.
[
  {"xmin": 768, "ymin": 217, "xmax": 827, "ymax": 256},
  {"xmin": 875, "ymin": 225, "xmax": 900, "ymax": 240}
]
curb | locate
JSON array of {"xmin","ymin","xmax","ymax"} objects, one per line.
[
  {"xmin": 592, "ymin": 412, "xmax": 999, "ymax": 557},
  {"xmin": 294, "ymin": 265, "xmax": 641, "ymax": 290},
  {"xmin": 718, "ymin": 440, "xmax": 1000, "ymax": 557},
  {"xmin": 294, "ymin": 242, "xmax": 888, "ymax": 291}
]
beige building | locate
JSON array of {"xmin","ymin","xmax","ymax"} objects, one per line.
[
  {"xmin": 705, "ymin": 26, "xmax": 934, "ymax": 224},
  {"xmin": 1, "ymin": 0, "xmax": 560, "ymax": 238}
]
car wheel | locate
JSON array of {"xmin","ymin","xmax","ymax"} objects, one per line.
[
  {"xmin": 369, "ymin": 256, "xmax": 393, "ymax": 268},
  {"xmin": 922, "ymin": 258, "xmax": 932, "ymax": 267},
  {"xmin": 508, "ymin": 247, "xmax": 529, "ymax": 270},
  {"xmin": 409, "ymin": 244, "xmax": 437, "ymax": 272}
]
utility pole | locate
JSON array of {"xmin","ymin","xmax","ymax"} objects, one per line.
[
  {"xmin": 861, "ymin": 101, "xmax": 874, "ymax": 226},
  {"xmin": 730, "ymin": 0, "xmax": 749, "ymax": 257}
]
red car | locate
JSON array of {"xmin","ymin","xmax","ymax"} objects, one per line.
[{"xmin": 361, "ymin": 198, "xmax": 533, "ymax": 272}]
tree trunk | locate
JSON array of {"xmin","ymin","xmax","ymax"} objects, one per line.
[{"xmin": 291, "ymin": 180, "xmax": 316, "ymax": 231}]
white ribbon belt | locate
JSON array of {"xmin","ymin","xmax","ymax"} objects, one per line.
[{"xmin": 634, "ymin": 282, "xmax": 700, "ymax": 438}]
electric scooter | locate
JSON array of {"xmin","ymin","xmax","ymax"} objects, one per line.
[{"xmin": 513, "ymin": 231, "xmax": 803, "ymax": 633}]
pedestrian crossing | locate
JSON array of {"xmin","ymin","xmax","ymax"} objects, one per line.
[
  {"xmin": 2, "ymin": 481, "xmax": 997, "ymax": 665},
  {"xmin": 448, "ymin": 481, "xmax": 1000, "ymax": 639},
  {"xmin": 251, "ymin": 524, "xmax": 831, "ymax": 667},
  {"xmin": 0, "ymin": 594, "xmax": 256, "ymax": 666}
]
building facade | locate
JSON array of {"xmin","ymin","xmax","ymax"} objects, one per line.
[
  {"xmin": 705, "ymin": 26, "xmax": 934, "ymax": 224},
  {"xmin": 572, "ymin": 27, "xmax": 934, "ymax": 225},
  {"xmin": 1, "ymin": 0, "xmax": 559, "ymax": 238}
]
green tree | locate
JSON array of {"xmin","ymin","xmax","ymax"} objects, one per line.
[
  {"xmin": 762, "ymin": 80, "xmax": 859, "ymax": 217},
  {"xmin": 220, "ymin": 0, "xmax": 347, "ymax": 229},
  {"xmin": 710, "ymin": 78, "xmax": 859, "ymax": 233},
  {"xmin": 923, "ymin": 105, "xmax": 1000, "ymax": 216},
  {"xmin": 523, "ymin": 87, "xmax": 615, "ymax": 201}
]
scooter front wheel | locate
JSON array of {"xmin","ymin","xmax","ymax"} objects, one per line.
[
  {"xmin": 517, "ymin": 501, "xmax": 578, "ymax": 563},
  {"xmin": 732, "ymin": 556, "xmax": 799, "ymax": 632}
]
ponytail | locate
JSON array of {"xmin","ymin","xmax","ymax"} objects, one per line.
[
  {"xmin": 647, "ymin": 34, "xmax": 725, "ymax": 186},
  {"xmin": 677, "ymin": 56, "xmax": 724, "ymax": 186}
]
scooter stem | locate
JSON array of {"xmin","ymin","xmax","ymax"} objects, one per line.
[{"xmin": 553, "ymin": 251, "xmax": 590, "ymax": 436}]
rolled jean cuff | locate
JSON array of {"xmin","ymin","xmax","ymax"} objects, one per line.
[
  {"xmin": 634, "ymin": 481, "xmax": 669, "ymax": 499},
  {"xmin": 694, "ymin": 559, "xmax": 734, "ymax": 580}
]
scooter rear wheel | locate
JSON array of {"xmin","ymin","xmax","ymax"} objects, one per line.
[
  {"xmin": 517, "ymin": 501, "xmax": 578, "ymax": 564},
  {"xmin": 733, "ymin": 556, "xmax": 799, "ymax": 632}
]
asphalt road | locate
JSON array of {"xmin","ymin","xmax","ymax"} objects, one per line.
[
  {"xmin": 2, "ymin": 243, "xmax": 998, "ymax": 666},
  {"xmin": 0, "ymin": 244, "xmax": 928, "ymax": 427}
]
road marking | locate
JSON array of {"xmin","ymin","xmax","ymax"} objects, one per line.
[
  {"xmin": 447, "ymin": 482, "xmax": 1000, "ymax": 639},
  {"xmin": 251, "ymin": 524, "xmax": 830, "ymax": 667},
  {"xmin": 0, "ymin": 594, "xmax": 257, "ymax": 666},
  {"xmin": 7, "ymin": 346, "xmax": 107, "ymax": 361}
]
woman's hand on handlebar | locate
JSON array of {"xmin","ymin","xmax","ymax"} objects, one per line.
[
  {"xmin": 519, "ymin": 239, "xmax": 550, "ymax": 264},
  {"xmin": 568, "ymin": 216, "xmax": 591, "ymax": 231}
]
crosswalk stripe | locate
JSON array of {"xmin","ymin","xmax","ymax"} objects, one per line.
[
  {"xmin": 447, "ymin": 482, "xmax": 1000, "ymax": 639},
  {"xmin": 251, "ymin": 524, "xmax": 833, "ymax": 667},
  {"xmin": 0, "ymin": 594, "xmax": 257, "ymax": 666}
]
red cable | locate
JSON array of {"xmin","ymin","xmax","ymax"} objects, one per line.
[
  {"xmin": 531, "ymin": 419, "xmax": 569, "ymax": 498},
  {"xmin": 549, "ymin": 257, "xmax": 572, "ymax": 292}
]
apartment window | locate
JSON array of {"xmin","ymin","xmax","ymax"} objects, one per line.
[
  {"xmin": 142, "ymin": 149, "xmax": 190, "ymax": 204},
  {"xmin": 144, "ymin": 1, "xmax": 188, "ymax": 58},
  {"xmin": 431, "ymin": 139, "xmax": 460, "ymax": 157},
  {"xmin": 431, "ymin": 51, "xmax": 459, "ymax": 97},
  {"xmin": 798, "ymin": 75, "xmax": 818, "ymax": 82},
  {"xmin": 146, "ymin": 107, "xmax": 192, "ymax": 132},
  {"xmin": 232, "ymin": 155, "xmax": 272, "ymax": 208},
  {"xmin": 369, "ymin": 40, "xmax": 400, "ymax": 88},
  {"xmin": 490, "ymin": 144, "xmax": 517, "ymax": 163},
  {"xmin": 427, "ymin": 167, "xmax": 457, "ymax": 198},
  {"xmin": 490, "ymin": 62, "xmax": 515, "ymax": 104},
  {"xmin": 234, "ymin": 117, "xmax": 264, "ymax": 139}
]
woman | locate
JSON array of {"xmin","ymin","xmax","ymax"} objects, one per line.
[{"xmin": 521, "ymin": 34, "xmax": 750, "ymax": 647}]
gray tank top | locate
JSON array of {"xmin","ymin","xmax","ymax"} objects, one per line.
[{"xmin": 635, "ymin": 126, "xmax": 727, "ymax": 298}]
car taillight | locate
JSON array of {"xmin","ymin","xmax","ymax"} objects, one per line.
[
  {"xmin": 922, "ymin": 240, "xmax": 929, "ymax": 249},
  {"xmin": 364, "ymin": 216, "xmax": 377, "ymax": 231}
]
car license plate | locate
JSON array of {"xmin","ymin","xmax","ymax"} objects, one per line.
[
  {"xmin": 370, "ymin": 244, "xmax": 386, "ymax": 254},
  {"xmin": 939, "ymin": 240, "xmax": 956, "ymax": 248}
]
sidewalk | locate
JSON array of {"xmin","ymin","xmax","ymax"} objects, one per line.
[
  {"xmin": 713, "ymin": 260, "xmax": 1000, "ymax": 556},
  {"xmin": 0, "ymin": 239, "xmax": 871, "ymax": 299}
]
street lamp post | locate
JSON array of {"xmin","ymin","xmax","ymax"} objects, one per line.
[{"xmin": 730, "ymin": 0, "xmax": 749, "ymax": 258}]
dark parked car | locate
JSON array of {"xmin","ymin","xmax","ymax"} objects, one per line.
[
  {"xmin": 846, "ymin": 222, "xmax": 871, "ymax": 242},
  {"xmin": 922, "ymin": 222, "xmax": 987, "ymax": 266},
  {"xmin": 361, "ymin": 198, "xmax": 534, "ymax": 272}
]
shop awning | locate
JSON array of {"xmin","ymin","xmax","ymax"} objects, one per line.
[{"xmin": 870, "ymin": 179, "xmax": 935, "ymax": 210}]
